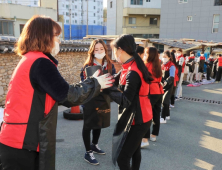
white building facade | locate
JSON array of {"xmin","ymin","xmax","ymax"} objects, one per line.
[
  {"xmin": 107, "ymin": 0, "xmax": 161, "ymax": 36},
  {"xmin": 58, "ymin": 0, "xmax": 103, "ymax": 26},
  {"xmin": 0, "ymin": 0, "xmax": 39, "ymax": 7}
]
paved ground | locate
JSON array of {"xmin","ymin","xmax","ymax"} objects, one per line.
[{"xmin": 56, "ymin": 82, "xmax": 222, "ymax": 170}]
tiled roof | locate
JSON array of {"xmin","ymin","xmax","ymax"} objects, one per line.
[{"xmin": 0, "ymin": 36, "xmax": 90, "ymax": 53}]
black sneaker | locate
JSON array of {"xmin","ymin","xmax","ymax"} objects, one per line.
[
  {"xmin": 84, "ymin": 151, "xmax": 99, "ymax": 165},
  {"xmin": 91, "ymin": 144, "xmax": 106, "ymax": 155}
]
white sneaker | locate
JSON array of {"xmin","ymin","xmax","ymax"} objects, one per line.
[
  {"xmin": 141, "ymin": 141, "xmax": 149, "ymax": 148},
  {"xmin": 170, "ymin": 104, "xmax": 174, "ymax": 108},
  {"xmin": 160, "ymin": 118, "xmax": 167, "ymax": 124},
  {"xmin": 150, "ymin": 136, "xmax": 156, "ymax": 142},
  {"xmin": 166, "ymin": 116, "xmax": 170, "ymax": 120}
]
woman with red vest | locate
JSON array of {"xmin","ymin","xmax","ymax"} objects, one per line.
[
  {"xmin": 175, "ymin": 49, "xmax": 185, "ymax": 100},
  {"xmin": 186, "ymin": 51, "xmax": 196, "ymax": 83},
  {"xmin": 80, "ymin": 39, "xmax": 116, "ymax": 165},
  {"xmin": 0, "ymin": 16, "xmax": 114, "ymax": 170},
  {"xmin": 215, "ymin": 54, "xmax": 222, "ymax": 82},
  {"xmin": 206, "ymin": 54, "xmax": 215, "ymax": 80},
  {"xmin": 160, "ymin": 51, "xmax": 176, "ymax": 123},
  {"xmin": 141, "ymin": 47, "xmax": 163, "ymax": 146},
  {"xmin": 196, "ymin": 53, "xmax": 206, "ymax": 82},
  {"xmin": 170, "ymin": 52, "xmax": 179, "ymax": 108},
  {"xmin": 103, "ymin": 35, "xmax": 153, "ymax": 170}
]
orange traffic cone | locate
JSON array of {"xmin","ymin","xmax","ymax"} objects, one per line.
[{"xmin": 71, "ymin": 106, "xmax": 80, "ymax": 114}]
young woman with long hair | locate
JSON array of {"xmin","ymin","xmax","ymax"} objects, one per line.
[
  {"xmin": 160, "ymin": 51, "xmax": 176, "ymax": 123},
  {"xmin": 175, "ymin": 48, "xmax": 185, "ymax": 100},
  {"xmin": 80, "ymin": 39, "xmax": 116, "ymax": 165},
  {"xmin": 104, "ymin": 34, "xmax": 153, "ymax": 170},
  {"xmin": 141, "ymin": 47, "xmax": 164, "ymax": 146},
  {"xmin": 170, "ymin": 51, "xmax": 179, "ymax": 108}
]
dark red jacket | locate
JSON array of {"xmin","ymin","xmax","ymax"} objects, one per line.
[{"xmin": 146, "ymin": 62, "xmax": 164, "ymax": 95}]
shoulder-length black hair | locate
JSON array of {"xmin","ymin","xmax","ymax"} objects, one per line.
[{"xmin": 112, "ymin": 34, "xmax": 153, "ymax": 83}]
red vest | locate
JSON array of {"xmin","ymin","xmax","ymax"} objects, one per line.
[
  {"xmin": 200, "ymin": 56, "xmax": 205, "ymax": 61},
  {"xmin": 174, "ymin": 67, "xmax": 179, "ymax": 86},
  {"xmin": 162, "ymin": 61, "xmax": 175, "ymax": 81},
  {"xmin": 120, "ymin": 60, "xmax": 153, "ymax": 125},
  {"xmin": 0, "ymin": 52, "xmax": 56, "ymax": 151},
  {"xmin": 176, "ymin": 55, "xmax": 185, "ymax": 73},
  {"xmin": 218, "ymin": 57, "xmax": 222, "ymax": 67},
  {"xmin": 146, "ymin": 62, "xmax": 164, "ymax": 95},
  {"xmin": 188, "ymin": 56, "xmax": 195, "ymax": 61}
]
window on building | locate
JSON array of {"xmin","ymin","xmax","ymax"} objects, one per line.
[
  {"xmin": 146, "ymin": 0, "xmax": 150, "ymax": 2},
  {"xmin": 214, "ymin": 0, "xmax": 222, "ymax": 6},
  {"xmin": 34, "ymin": 1, "xmax": 37, "ymax": 5},
  {"xmin": 66, "ymin": 12, "xmax": 69, "ymax": 16},
  {"xmin": 212, "ymin": 14, "xmax": 220, "ymax": 33},
  {"xmin": 131, "ymin": 0, "xmax": 143, "ymax": 5},
  {"xmin": 81, "ymin": 13, "xmax": 83, "ymax": 16},
  {"xmin": 153, "ymin": 43, "xmax": 164, "ymax": 52},
  {"xmin": 150, "ymin": 18, "xmax": 157, "ymax": 25},
  {"xmin": 75, "ymin": 13, "xmax": 77, "ymax": 16},
  {"xmin": 75, "ymin": 5, "xmax": 77, "ymax": 9},
  {"xmin": 0, "ymin": 20, "xmax": 14, "ymax": 36},
  {"xmin": 94, "ymin": 6, "xmax": 96, "ymax": 9},
  {"xmin": 66, "ymin": 5, "xmax": 69, "ymax": 9},
  {"xmin": 94, "ymin": 20, "xmax": 95, "ymax": 24},
  {"xmin": 129, "ymin": 17, "xmax": 136, "ymax": 24},
  {"xmin": 81, "ymin": 6, "xmax": 82, "ymax": 9},
  {"xmin": 62, "ymin": 4, "xmax": 64, "ymax": 7},
  {"xmin": 178, "ymin": 0, "xmax": 188, "ymax": 3},
  {"xmin": 110, "ymin": 1, "xmax": 112, "ymax": 8},
  {"xmin": 72, "ymin": 0, "xmax": 74, "ymax": 3},
  {"xmin": 66, "ymin": 20, "xmax": 69, "ymax": 24},
  {"xmin": 75, "ymin": 20, "xmax": 77, "ymax": 24},
  {"xmin": 94, "ymin": 13, "xmax": 95, "ymax": 17},
  {"xmin": 187, "ymin": 16, "xmax": 192, "ymax": 21},
  {"xmin": 94, "ymin": 0, "xmax": 95, "ymax": 2}
]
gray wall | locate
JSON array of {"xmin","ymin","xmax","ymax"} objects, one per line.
[{"xmin": 160, "ymin": 0, "xmax": 222, "ymax": 42}]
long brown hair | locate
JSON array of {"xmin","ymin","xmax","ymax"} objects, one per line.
[
  {"xmin": 15, "ymin": 15, "xmax": 61, "ymax": 56},
  {"xmin": 84, "ymin": 39, "xmax": 112, "ymax": 73},
  {"xmin": 144, "ymin": 47, "xmax": 162, "ymax": 78}
]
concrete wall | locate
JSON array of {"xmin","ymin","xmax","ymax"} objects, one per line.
[
  {"xmin": 160, "ymin": 0, "xmax": 222, "ymax": 41},
  {"xmin": 0, "ymin": 3, "xmax": 57, "ymax": 21},
  {"xmin": 107, "ymin": 0, "xmax": 117, "ymax": 35}
]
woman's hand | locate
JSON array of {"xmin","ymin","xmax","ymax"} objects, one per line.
[{"xmin": 93, "ymin": 70, "xmax": 114, "ymax": 89}]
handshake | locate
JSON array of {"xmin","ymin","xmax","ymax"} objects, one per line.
[{"xmin": 92, "ymin": 69, "xmax": 115, "ymax": 89}]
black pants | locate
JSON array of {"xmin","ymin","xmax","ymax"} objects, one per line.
[
  {"xmin": 161, "ymin": 103, "xmax": 170, "ymax": 120},
  {"xmin": 144, "ymin": 95, "xmax": 162, "ymax": 138},
  {"xmin": 171, "ymin": 85, "xmax": 177, "ymax": 105},
  {"xmin": 117, "ymin": 121, "xmax": 152, "ymax": 170},
  {"xmin": 207, "ymin": 67, "xmax": 212, "ymax": 80},
  {"xmin": 82, "ymin": 128, "xmax": 101, "ymax": 151},
  {"xmin": 213, "ymin": 67, "xmax": 217, "ymax": 79},
  {"xmin": 216, "ymin": 67, "xmax": 222, "ymax": 81},
  {"xmin": 0, "ymin": 143, "xmax": 39, "ymax": 170}
]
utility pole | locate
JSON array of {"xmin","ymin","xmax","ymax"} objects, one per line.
[
  {"xmin": 69, "ymin": 0, "xmax": 71, "ymax": 40},
  {"xmin": 86, "ymin": 0, "xmax": 88, "ymax": 36}
]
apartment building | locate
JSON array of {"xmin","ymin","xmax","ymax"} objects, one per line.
[
  {"xmin": 160, "ymin": 0, "xmax": 222, "ymax": 41},
  {"xmin": 59, "ymin": 0, "xmax": 103, "ymax": 26},
  {"xmin": 107, "ymin": 0, "xmax": 161, "ymax": 38}
]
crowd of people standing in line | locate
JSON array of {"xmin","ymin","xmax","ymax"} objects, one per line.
[{"xmin": 0, "ymin": 15, "xmax": 222, "ymax": 170}]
